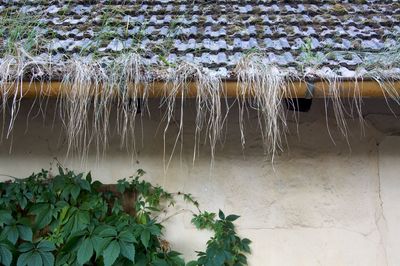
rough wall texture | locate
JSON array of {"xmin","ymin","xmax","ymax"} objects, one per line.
[{"xmin": 0, "ymin": 98, "xmax": 399, "ymax": 266}]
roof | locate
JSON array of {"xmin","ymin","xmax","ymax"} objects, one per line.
[{"xmin": 1, "ymin": 0, "xmax": 400, "ymax": 80}]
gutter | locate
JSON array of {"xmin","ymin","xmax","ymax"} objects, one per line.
[{"xmin": 2, "ymin": 80, "xmax": 400, "ymax": 98}]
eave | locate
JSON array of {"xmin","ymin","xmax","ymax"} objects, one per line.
[{"xmin": 4, "ymin": 80, "xmax": 400, "ymax": 98}]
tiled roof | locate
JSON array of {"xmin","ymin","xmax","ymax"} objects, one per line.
[{"xmin": 1, "ymin": 0, "xmax": 400, "ymax": 79}]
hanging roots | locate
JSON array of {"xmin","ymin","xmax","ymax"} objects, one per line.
[
  {"xmin": 235, "ymin": 53, "xmax": 291, "ymax": 160},
  {"xmin": 59, "ymin": 53, "xmax": 148, "ymax": 160},
  {"xmin": 0, "ymin": 48, "xmax": 49, "ymax": 143},
  {"xmin": 159, "ymin": 61, "xmax": 226, "ymax": 169},
  {"xmin": 1, "ymin": 49, "xmax": 400, "ymax": 164}
]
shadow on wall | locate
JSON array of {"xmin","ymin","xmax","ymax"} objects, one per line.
[
  {"xmin": 0, "ymin": 98, "xmax": 400, "ymax": 171},
  {"xmin": 0, "ymin": 98, "xmax": 399, "ymax": 265}
]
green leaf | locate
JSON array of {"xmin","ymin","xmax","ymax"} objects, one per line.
[
  {"xmin": 18, "ymin": 242, "xmax": 34, "ymax": 253},
  {"xmin": 152, "ymin": 257, "xmax": 169, "ymax": 266},
  {"xmin": 17, "ymin": 225, "xmax": 33, "ymax": 242},
  {"xmin": 103, "ymin": 240, "xmax": 120, "ymax": 266},
  {"xmin": 77, "ymin": 211, "xmax": 90, "ymax": 225},
  {"xmin": 186, "ymin": 261, "xmax": 198, "ymax": 266},
  {"xmin": 218, "ymin": 210, "xmax": 225, "ymax": 220},
  {"xmin": 55, "ymin": 252, "xmax": 71, "ymax": 266},
  {"xmin": 77, "ymin": 238, "xmax": 93, "ymax": 265},
  {"xmin": 58, "ymin": 166, "xmax": 65, "ymax": 176},
  {"xmin": 39, "ymin": 252, "xmax": 54, "ymax": 266},
  {"xmin": 118, "ymin": 230, "xmax": 135, "ymax": 242},
  {"xmin": 5, "ymin": 226, "xmax": 19, "ymax": 244},
  {"xmin": 19, "ymin": 197, "xmax": 28, "ymax": 210},
  {"xmin": 225, "ymin": 214, "xmax": 240, "ymax": 222},
  {"xmin": 29, "ymin": 252, "xmax": 43, "ymax": 266},
  {"xmin": 37, "ymin": 241, "xmax": 55, "ymax": 252},
  {"xmin": 140, "ymin": 230, "xmax": 150, "ymax": 249},
  {"xmin": 242, "ymin": 238, "xmax": 251, "ymax": 245},
  {"xmin": 70, "ymin": 186, "xmax": 80, "ymax": 201},
  {"xmin": 0, "ymin": 245, "xmax": 13, "ymax": 266},
  {"xmin": 30, "ymin": 204, "xmax": 53, "ymax": 229},
  {"xmin": 91, "ymin": 236, "xmax": 107, "ymax": 256},
  {"xmin": 85, "ymin": 172, "xmax": 92, "ymax": 183},
  {"xmin": 97, "ymin": 227, "xmax": 117, "ymax": 238},
  {"xmin": 79, "ymin": 180, "xmax": 91, "ymax": 192},
  {"xmin": 61, "ymin": 235, "xmax": 82, "ymax": 253},
  {"xmin": 17, "ymin": 251, "xmax": 32, "ymax": 266},
  {"xmin": 119, "ymin": 241, "xmax": 135, "ymax": 262},
  {"xmin": 0, "ymin": 210, "xmax": 13, "ymax": 226},
  {"xmin": 148, "ymin": 225, "xmax": 161, "ymax": 235}
]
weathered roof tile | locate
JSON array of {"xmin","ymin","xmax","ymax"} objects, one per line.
[{"xmin": 0, "ymin": 0, "xmax": 399, "ymax": 78}]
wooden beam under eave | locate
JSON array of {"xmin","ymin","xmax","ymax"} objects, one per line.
[{"xmin": 2, "ymin": 80, "xmax": 400, "ymax": 98}]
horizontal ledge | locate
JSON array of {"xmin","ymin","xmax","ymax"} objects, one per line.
[{"xmin": 2, "ymin": 80, "xmax": 400, "ymax": 98}]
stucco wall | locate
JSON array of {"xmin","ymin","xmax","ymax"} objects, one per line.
[{"xmin": 0, "ymin": 98, "xmax": 399, "ymax": 266}]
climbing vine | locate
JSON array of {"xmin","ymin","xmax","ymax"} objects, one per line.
[{"xmin": 0, "ymin": 167, "xmax": 251, "ymax": 266}]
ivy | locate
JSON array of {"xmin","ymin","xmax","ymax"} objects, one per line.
[{"xmin": 0, "ymin": 167, "xmax": 251, "ymax": 265}]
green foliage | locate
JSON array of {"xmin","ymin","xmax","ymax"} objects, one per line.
[
  {"xmin": 0, "ymin": 10, "xmax": 43, "ymax": 56},
  {"xmin": 190, "ymin": 211, "xmax": 251, "ymax": 266},
  {"xmin": 0, "ymin": 167, "xmax": 251, "ymax": 265},
  {"xmin": 299, "ymin": 38, "xmax": 324, "ymax": 69}
]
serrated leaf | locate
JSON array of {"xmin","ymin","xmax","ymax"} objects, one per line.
[
  {"xmin": 103, "ymin": 240, "xmax": 120, "ymax": 266},
  {"xmin": 119, "ymin": 241, "xmax": 135, "ymax": 262},
  {"xmin": 77, "ymin": 238, "xmax": 93, "ymax": 265}
]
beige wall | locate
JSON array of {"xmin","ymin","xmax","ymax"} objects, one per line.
[{"xmin": 1, "ymin": 98, "xmax": 400, "ymax": 266}]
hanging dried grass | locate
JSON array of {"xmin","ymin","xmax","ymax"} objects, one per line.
[
  {"xmin": 0, "ymin": 48, "xmax": 49, "ymax": 144},
  {"xmin": 0, "ymin": 48, "xmax": 400, "ymax": 165},
  {"xmin": 235, "ymin": 53, "xmax": 292, "ymax": 160}
]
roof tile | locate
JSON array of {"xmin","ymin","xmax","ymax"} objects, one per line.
[{"xmin": 0, "ymin": 0, "xmax": 399, "ymax": 78}]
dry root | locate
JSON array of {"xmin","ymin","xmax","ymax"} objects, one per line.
[{"xmin": 1, "ymin": 50, "xmax": 400, "ymax": 165}]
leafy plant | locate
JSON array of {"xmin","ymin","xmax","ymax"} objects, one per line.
[
  {"xmin": 0, "ymin": 167, "xmax": 251, "ymax": 265},
  {"xmin": 190, "ymin": 211, "xmax": 250, "ymax": 266}
]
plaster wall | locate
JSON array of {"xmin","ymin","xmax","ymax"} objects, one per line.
[{"xmin": 0, "ymin": 98, "xmax": 400, "ymax": 266}]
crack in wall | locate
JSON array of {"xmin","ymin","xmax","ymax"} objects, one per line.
[{"xmin": 376, "ymin": 142, "xmax": 389, "ymax": 266}]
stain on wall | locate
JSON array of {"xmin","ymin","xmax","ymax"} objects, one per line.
[{"xmin": 0, "ymin": 99, "xmax": 399, "ymax": 266}]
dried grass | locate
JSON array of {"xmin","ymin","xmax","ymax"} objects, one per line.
[
  {"xmin": 235, "ymin": 53, "xmax": 292, "ymax": 161},
  {"xmin": 0, "ymin": 49, "xmax": 400, "ymax": 165}
]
